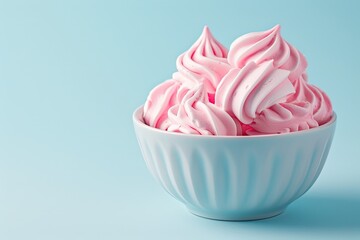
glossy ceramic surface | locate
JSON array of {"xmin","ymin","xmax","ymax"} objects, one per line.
[{"xmin": 133, "ymin": 106, "xmax": 336, "ymax": 220}]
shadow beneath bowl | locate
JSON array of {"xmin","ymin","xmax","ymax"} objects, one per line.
[{"xmin": 250, "ymin": 192, "xmax": 360, "ymax": 233}]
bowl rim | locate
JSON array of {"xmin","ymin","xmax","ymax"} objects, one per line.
[{"xmin": 133, "ymin": 105, "xmax": 336, "ymax": 139}]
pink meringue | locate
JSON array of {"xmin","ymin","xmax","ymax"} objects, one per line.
[
  {"xmin": 143, "ymin": 79, "xmax": 193, "ymax": 130},
  {"xmin": 249, "ymin": 102, "xmax": 319, "ymax": 134},
  {"xmin": 215, "ymin": 61, "xmax": 295, "ymax": 124},
  {"xmin": 228, "ymin": 25, "xmax": 307, "ymax": 83},
  {"xmin": 225, "ymin": 25, "xmax": 332, "ymax": 134},
  {"xmin": 174, "ymin": 26, "xmax": 231, "ymax": 102},
  {"xmin": 288, "ymin": 74, "xmax": 333, "ymax": 125},
  {"xmin": 143, "ymin": 79, "xmax": 181, "ymax": 130},
  {"xmin": 167, "ymin": 84, "xmax": 238, "ymax": 136},
  {"xmin": 142, "ymin": 25, "xmax": 333, "ymax": 136}
]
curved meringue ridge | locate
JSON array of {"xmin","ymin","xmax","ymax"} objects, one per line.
[
  {"xmin": 215, "ymin": 61, "xmax": 295, "ymax": 124},
  {"xmin": 228, "ymin": 25, "xmax": 287, "ymax": 67},
  {"xmin": 249, "ymin": 102, "xmax": 319, "ymax": 134},
  {"xmin": 143, "ymin": 79, "xmax": 181, "ymax": 129},
  {"xmin": 288, "ymin": 75, "xmax": 333, "ymax": 125},
  {"xmin": 167, "ymin": 84, "xmax": 238, "ymax": 136},
  {"xmin": 282, "ymin": 42, "xmax": 308, "ymax": 83},
  {"xmin": 228, "ymin": 25, "xmax": 307, "ymax": 83},
  {"xmin": 175, "ymin": 26, "xmax": 231, "ymax": 96}
]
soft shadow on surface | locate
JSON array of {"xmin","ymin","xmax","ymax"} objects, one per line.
[{"xmin": 246, "ymin": 193, "xmax": 360, "ymax": 233}]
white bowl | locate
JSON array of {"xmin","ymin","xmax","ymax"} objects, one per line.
[{"xmin": 133, "ymin": 106, "xmax": 336, "ymax": 220}]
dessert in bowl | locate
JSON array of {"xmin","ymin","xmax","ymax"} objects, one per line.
[
  {"xmin": 133, "ymin": 107, "xmax": 335, "ymax": 220},
  {"xmin": 133, "ymin": 25, "xmax": 336, "ymax": 220}
]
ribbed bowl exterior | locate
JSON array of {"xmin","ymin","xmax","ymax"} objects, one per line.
[{"xmin": 133, "ymin": 107, "xmax": 336, "ymax": 220}]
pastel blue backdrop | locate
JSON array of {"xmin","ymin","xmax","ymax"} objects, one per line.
[{"xmin": 0, "ymin": 0, "xmax": 359, "ymax": 239}]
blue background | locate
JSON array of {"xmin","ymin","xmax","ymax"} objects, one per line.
[{"xmin": 1, "ymin": 0, "xmax": 359, "ymax": 239}]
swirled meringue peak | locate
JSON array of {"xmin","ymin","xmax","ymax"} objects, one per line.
[
  {"xmin": 167, "ymin": 84, "xmax": 238, "ymax": 136},
  {"xmin": 143, "ymin": 79, "xmax": 181, "ymax": 130},
  {"xmin": 288, "ymin": 74, "xmax": 333, "ymax": 125},
  {"xmin": 143, "ymin": 79, "xmax": 195, "ymax": 130},
  {"xmin": 228, "ymin": 25, "xmax": 307, "ymax": 83},
  {"xmin": 142, "ymin": 25, "xmax": 333, "ymax": 136},
  {"xmin": 215, "ymin": 60, "xmax": 295, "ymax": 124},
  {"xmin": 174, "ymin": 26, "xmax": 231, "ymax": 100}
]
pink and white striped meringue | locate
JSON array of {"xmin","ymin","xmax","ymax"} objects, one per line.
[
  {"xmin": 248, "ymin": 102, "xmax": 319, "ymax": 134},
  {"xmin": 174, "ymin": 26, "xmax": 231, "ymax": 101},
  {"xmin": 228, "ymin": 25, "xmax": 307, "ymax": 83},
  {"xmin": 167, "ymin": 84, "xmax": 238, "ymax": 136},
  {"xmin": 215, "ymin": 61, "xmax": 295, "ymax": 124},
  {"xmin": 143, "ymin": 79, "xmax": 181, "ymax": 130},
  {"xmin": 287, "ymin": 74, "xmax": 333, "ymax": 125},
  {"xmin": 143, "ymin": 79, "xmax": 194, "ymax": 130}
]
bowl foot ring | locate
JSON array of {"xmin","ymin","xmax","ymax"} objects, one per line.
[{"xmin": 186, "ymin": 207, "xmax": 285, "ymax": 221}]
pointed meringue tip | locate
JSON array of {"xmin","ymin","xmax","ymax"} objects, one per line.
[
  {"xmin": 202, "ymin": 25, "xmax": 211, "ymax": 36},
  {"xmin": 272, "ymin": 24, "xmax": 281, "ymax": 32}
]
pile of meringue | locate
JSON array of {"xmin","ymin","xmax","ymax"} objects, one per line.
[{"xmin": 143, "ymin": 25, "xmax": 333, "ymax": 136}]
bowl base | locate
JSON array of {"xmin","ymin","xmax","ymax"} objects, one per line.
[{"xmin": 187, "ymin": 207, "xmax": 285, "ymax": 221}]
